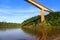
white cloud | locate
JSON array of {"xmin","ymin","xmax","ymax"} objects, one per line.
[
  {"xmin": 0, "ymin": 9, "xmax": 11, "ymax": 14},
  {"xmin": 0, "ymin": 16, "xmax": 7, "ymax": 19},
  {"xmin": 0, "ymin": 7, "xmax": 40, "ymax": 23},
  {"xmin": 0, "ymin": 16, "xmax": 7, "ymax": 22},
  {"xmin": 0, "ymin": 15, "xmax": 31, "ymax": 23},
  {"xmin": 0, "ymin": 8, "xmax": 39, "ymax": 14}
]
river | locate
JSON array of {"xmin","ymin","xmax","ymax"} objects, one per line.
[{"xmin": 0, "ymin": 28, "xmax": 37, "ymax": 40}]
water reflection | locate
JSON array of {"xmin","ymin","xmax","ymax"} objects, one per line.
[{"xmin": 0, "ymin": 28, "xmax": 37, "ymax": 40}]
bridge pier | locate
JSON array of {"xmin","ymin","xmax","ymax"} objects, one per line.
[{"xmin": 40, "ymin": 9, "xmax": 45, "ymax": 25}]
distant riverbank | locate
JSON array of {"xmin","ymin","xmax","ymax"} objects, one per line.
[{"xmin": 0, "ymin": 22, "xmax": 20, "ymax": 29}]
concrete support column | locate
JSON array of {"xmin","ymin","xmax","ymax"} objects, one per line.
[{"xmin": 40, "ymin": 9, "xmax": 45, "ymax": 24}]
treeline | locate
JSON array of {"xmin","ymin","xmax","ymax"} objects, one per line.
[
  {"xmin": 0, "ymin": 22, "xmax": 20, "ymax": 29},
  {"xmin": 21, "ymin": 12, "xmax": 60, "ymax": 37},
  {"xmin": 21, "ymin": 12, "xmax": 60, "ymax": 26}
]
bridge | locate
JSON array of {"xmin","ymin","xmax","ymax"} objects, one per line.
[{"xmin": 24, "ymin": 0, "xmax": 54, "ymax": 40}]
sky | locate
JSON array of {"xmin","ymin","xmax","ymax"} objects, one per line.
[{"xmin": 0, "ymin": 0, "xmax": 60, "ymax": 23}]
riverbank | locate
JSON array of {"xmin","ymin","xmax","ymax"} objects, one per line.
[
  {"xmin": 21, "ymin": 12, "xmax": 60, "ymax": 40},
  {"xmin": 0, "ymin": 22, "xmax": 20, "ymax": 29}
]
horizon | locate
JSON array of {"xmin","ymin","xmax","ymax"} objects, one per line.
[{"xmin": 0, "ymin": 0, "xmax": 60, "ymax": 23}]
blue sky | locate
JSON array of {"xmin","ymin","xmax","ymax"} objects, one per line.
[{"xmin": 0, "ymin": 0, "xmax": 60, "ymax": 23}]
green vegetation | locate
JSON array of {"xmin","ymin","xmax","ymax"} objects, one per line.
[
  {"xmin": 21, "ymin": 12, "xmax": 60, "ymax": 38},
  {"xmin": 0, "ymin": 22, "xmax": 20, "ymax": 29},
  {"xmin": 0, "ymin": 12, "xmax": 60, "ymax": 39},
  {"xmin": 21, "ymin": 12, "xmax": 60, "ymax": 26}
]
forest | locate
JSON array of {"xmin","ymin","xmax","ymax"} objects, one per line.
[{"xmin": 21, "ymin": 12, "xmax": 60, "ymax": 39}]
